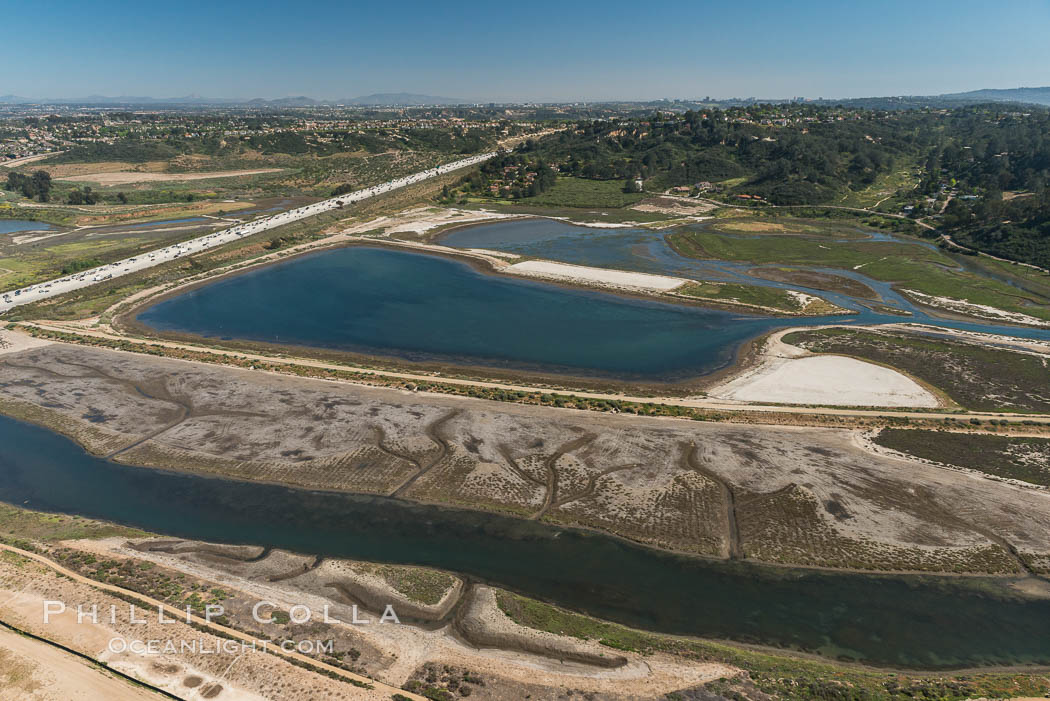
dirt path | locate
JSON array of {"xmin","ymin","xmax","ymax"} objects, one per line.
[
  {"xmin": 0, "ymin": 622, "xmax": 164, "ymax": 700},
  {"xmin": 0, "ymin": 542, "xmax": 424, "ymax": 699},
  {"xmin": 56, "ymin": 169, "xmax": 283, "ymax": 185}
]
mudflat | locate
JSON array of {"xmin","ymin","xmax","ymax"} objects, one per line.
[{"xmin": 1, "ymin": 340, "xmax": 1047, "ymax": 575}]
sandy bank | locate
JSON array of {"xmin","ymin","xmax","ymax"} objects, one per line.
[
  {"xmin": 902, "ymin": 289, "xmax": 1050, "ymax": 328},
  {"xmin": 457, "ymin": 585, "xmax": 630, "ymax": 669},
  {"xmin": 709, "ymin": 328, "xmax": 939, "ymax": 408},
  {"xmin": 505, "ymin": 260, "xmax": 688, "ymax": 291}
]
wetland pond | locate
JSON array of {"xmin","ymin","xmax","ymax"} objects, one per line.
[
  {"xmin": 137, "ymin": 245, "xmax": 799, "ymax": 380},
  {"xmin": 136, "ymin": 229, "xmax": 1050, "ymax": 381},
  {"xmin": 1, "ymin": 413, "xmax": 1049, "ymax": 669},
  {"xmin": 0, "ymin": 219, "xmax": 55, "ymax": 235}
]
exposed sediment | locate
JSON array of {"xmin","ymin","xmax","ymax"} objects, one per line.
[
  {"xmin": 1, "ymin": 342, "xmax": 1049, "ymax": 575},
  {"xmin": 455, "ymin": 585, "xmax": 629, "ymax": 668}
]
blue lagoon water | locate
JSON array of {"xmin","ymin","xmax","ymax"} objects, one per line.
[
  {"xmin": 0, "ymin": 219, "xmax": 55, "ymax": 235},
  {"xmin": 138, "ymin": 246, "xmax": 801, "ymax": 380},
  {"xmin": 137, "ymin": 237, "xmax": 1050, "ymax": 380}
]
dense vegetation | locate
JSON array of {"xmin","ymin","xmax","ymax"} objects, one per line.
[
  {"xmin": 927, "ymin": 108, "xmax": 1050, "ymax": 267},
  {"xmin": 8, "ymin": 102, "xmax": 1050, "ymax": 269},
  {"xmin": 508, "ymin": 105, "xmax": 1050, "ymax": 268},
  {"xmin": 874, "ymin": 430, "xmax": 1050, "ymax": 486},
  {"xmin": 521, "ymin": 107, "xmax": 917, "ymax": 203},
  {"xmin": 50, "ymin": 124, "xmax": 500, "ymax": 163},
  {"xmin": 4, "ymin": 169, "xmax": 52, "ymax": 201},
  {"xmin": 454, "ymin": 150, "xmax": 557, "ymax": 199}
]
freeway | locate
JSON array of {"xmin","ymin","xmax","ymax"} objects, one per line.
[{"xmin": 0, "ymin": 152, "xmax": 495, "ymax": 314}]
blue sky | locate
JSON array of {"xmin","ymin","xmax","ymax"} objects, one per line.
[{"xmin": 5, "ymin": 0, "xmax": 1050, "ymax": 101}]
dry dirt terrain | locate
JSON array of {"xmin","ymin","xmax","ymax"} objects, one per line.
[
  {"xmin": 0, "ymin": 624, "xmax": 160, "ymax": 700},
  {"xmin": 1, "ymin": 341, "xmax": 1048, "ymax": 575},
  {"xmin": 49, "ymin": 536, "xmax": 729, "ymax": 699},
  {"xmin": 56, "ymin": 169, "xmax": 283, "ymax": 186},
  {"xmin": 0, "ymin": 552, "xmax": 396, "ymax": 700}
]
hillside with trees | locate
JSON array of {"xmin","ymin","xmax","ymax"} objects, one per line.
[
  {"xmin": 500, "ymin": 105, "xmax": 1050, "ymax": 269},
  {"xmin": 520, "ymin": 107, "xmax": 924, "ymax": 205}
]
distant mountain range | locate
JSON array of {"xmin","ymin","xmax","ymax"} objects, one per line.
[
  {"xmin": 1, "ymin": 87, "xmax": 1049, "ymax": 108},
  {"xmin": 0, "ymin": 92, "xmax": 468, "ymax": 106},
  {"xmin": 935, "ymin": 86, "xmax": 1050, "ymax": 106},
  {"xmin": 819, "ymin": 87, "xmax": 1050, "ymax": 109},
  {"xmin": 340, "ymin": 92, "xmax": 466, "ymax": 106}
]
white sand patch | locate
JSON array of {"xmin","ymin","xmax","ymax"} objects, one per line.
[
  {"xmin": 547, "ymin": 218, "xmax": 637, "ymax": 228},
  {"xmin": 466, "ymin": 248, "xmax": 521, "ymax": 259},
  {"xmin": 903, "ymin": 289, "xmax": 1050, "ymax": 327},
  {"xmin": 11, "ymin": 231, "xmax": 71, "ymax": 245},
  {"xmin": 505, "ymin": 260, "xmax": 688, "ymax": 291},
  {"xmin": 713, "ymin": 354, "xmax": 938, "ymax": 407},
  {"xmin": 343, "ymin": 206, "xmax": 520, "ymax": 237},
  {"xmin": 56, "ymin": 169, "xmax": 283, "ymax": 185},
  {"xmin": 786, "ymin": 290, "xmax": 818, "ymax": 309}
]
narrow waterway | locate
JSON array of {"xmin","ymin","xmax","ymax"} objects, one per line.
[
  {"xmin": 1, "ymin": 414, "xmax": 1048, "ymax": 669},
  {"xmin": 439, "ymin": 218, "xmax": 1050, "ymax": 329}
]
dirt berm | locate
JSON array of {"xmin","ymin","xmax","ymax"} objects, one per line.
[{"xmin": 455, "ymin": 585, "xmax": 629, "ymax": 669}]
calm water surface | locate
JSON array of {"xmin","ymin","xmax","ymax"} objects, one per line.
[
  {"xmin": 137, "ymin": 237, "xmax": 1050, "ymax": 380},
  {"xmin": 0, "ymin": 219, "xmax": 55, "ymax": 235},
  {"xmin": 138, "ymin": 246, "xmax": 799, "ymax": 380},
  {"xmin": 1, "ymin": 414, "xmax": 1048, "ymax": 669}
]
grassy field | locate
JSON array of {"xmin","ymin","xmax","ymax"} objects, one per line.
[
  {"xmin": 494, "ymin": 590, "xmax": 1050, "ymax": 701},
  {"xmin": 873, "ymin": 429, "xmax": 1050, "ymax": 486},
  {"xmin": 0, "ymin": 225, "xmax": 234, "ymax": 293},
  {"xmin": 965, "ymin": 252, "xmax": 1050, "ymax": 298},
  {"xmin": 354, "ymin": 562, "xmax": 457, "ymax": 605},
  {"xmin": 0, "ymin": 503, "xmax": 148, "ymax": 546},
  {"xmin": 782, "ymin": 328, "xmax": 1050, "ymax": 412},
  {"xmin": 512, "ymin": 176, "xmax": 647, "ymax": 208},
  {"xmin": 670, "ymin": 220, "xmax": 1050, "ymax": 321},
  {"xmin": 678, "ymin": 280, "xmax": 807, "ymax": 312},
  {"xmin": 0, "ymin": 234, "xmax": 157, "ymax": 292},
  {"xmin": 708, "ymin": 216, "xmax": 868, "ymax": 238},
  {"xmin": 466, "ymin": 200, "xmax": 671, "ymax": 224},
  {"xmin": 749, "ymin": 267, "xmax": 878, "ymax": 298},
  {"xmin": 836, "ymin": 160, "xmax": 920, "ymax": 211}
]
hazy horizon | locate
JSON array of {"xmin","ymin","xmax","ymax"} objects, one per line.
[{"xmin": 4, "ymin": 0, "xmax": 1050, "ymax": 103}]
